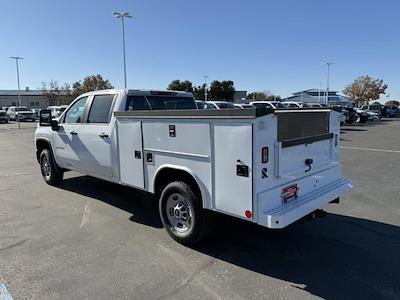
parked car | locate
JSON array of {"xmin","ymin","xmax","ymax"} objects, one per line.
[
  {"xmin": 196, "ymin": 100, "xmax": 205, "ymax": 109},
  {"xmin": 361, "ymin": 104, "xmax": 383, "ymax": 116},
  {"xmin": 47, "ymin": 105, "xmax": 68, "ymax": 118},
  {"xmin": 0, "ymin": 110, "xmax": 9, "ymax": 123},
  {"xmin": 206, "ymin": 101, "xmax": 238, "ymax": 109},
  {"xmin": 282, "ymin": 101, "xmax": 303, "ymax": 108},
  {"xmin": 234, "ymin": 103, "xmax": 255, "ymax": 109},
  {"xmin": 303, "ymin": 103, "xmax": 324, "ymax": 108},
  {"xmin": 250, "ymin": 101, "xmax": 286, "ymax": 109},
  {"xmin": 31, "ymin": 108, "xmax": 41, "ymax": 120},
  {"xmin": 366, "ymin": 111, "xmax": 381, "ymax": 121},
  {"xmin": 382, "ymin": 106, "xmax": 399, "ymax": 118},
  {"xmin": 343, "ymin": 107, "xmax": 358, "ymax": 124},
  {"xmin": 330, "ymin": 106, "xmax": 347, "ymax": 124},
  {"xmin": 353, "ymin": 108, "xmax": 369, "ymax": 123},
  {"xmin": 7, "ymin": 106, "xmax": 36, "ymax": 121}
]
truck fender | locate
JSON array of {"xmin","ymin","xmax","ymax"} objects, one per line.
[
  {"xmin": 35, "ymin": 138, "xmax": 62, "ymax": 169},
  {"xmin": 35, "ymin": 138, "xmax": 53, "ymax": 163},
  {"xmin": 152, "ymin": 164, "xmax": 212, "ymax": 210}
]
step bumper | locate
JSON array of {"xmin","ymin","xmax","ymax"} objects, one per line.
[{"xmin": 263, "ymin": 178, "xmax": 352, "ymax": 228}]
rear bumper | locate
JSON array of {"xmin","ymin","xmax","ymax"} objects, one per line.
[{"xmin": 260, "ymin": 178, "xmax": 352, "ymax": 228}]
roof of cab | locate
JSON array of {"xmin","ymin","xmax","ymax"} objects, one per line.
[
  {"xmin": 127, "ymin": 89, "xmax": 193, "ymax": 97},
  {"xmin": 78, "ymin": 89, "xmax": 193, "ymax": 98}
]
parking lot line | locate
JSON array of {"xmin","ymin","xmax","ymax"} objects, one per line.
[
  {"xmin": 0, "ymin": 282, "xmax": 13, "ymax": 300},
  {"xmin": 341, "ymin": 146, "xmax": 400, "ymax": 154}
]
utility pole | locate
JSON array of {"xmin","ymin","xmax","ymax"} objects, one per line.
[
  {"xmin": 204, "ymin": 75, "xmax": 208, "ymax": 101},
  {"xmin": 10, "ymin": 56, "xmax": 23, "ymax": 129},
  {"xmin": 113, "ymin": 11, "xmax": 132, "ymax": 89},
  {"xmin": 326, "ymin": 62, "xmax": 334, "ymax": 105}
]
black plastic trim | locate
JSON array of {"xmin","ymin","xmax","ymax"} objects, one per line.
[{"xmin": 281, "ymin": 133, "xmax": 334, "ymax": 148}]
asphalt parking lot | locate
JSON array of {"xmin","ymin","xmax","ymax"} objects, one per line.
[{"xmin": 1, "ymin": 120, "xmax": 399, "ymax": 299}]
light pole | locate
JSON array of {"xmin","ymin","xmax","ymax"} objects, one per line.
[
  {"xmin": 204, "ymin": 75, "xmax": 208, "ymax": 101},
  {"xmin": 318, "ymin": 82, "xmax": 322, "ymax": 103},
  {"xmin": 113, "ymin": 11, "xmax": 132, "ymax": 89},
  {"xmin": 326, "ymin": 62, "xmax": 334, "ymax": 105},
  {"xmin": 10, "ymin": 56, "xmax": 23, "ymax": 129}
]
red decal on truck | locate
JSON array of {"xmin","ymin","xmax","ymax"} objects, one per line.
[{"xmin": 281, "ymin": 184, "xmax": 299, "ymax": 203}]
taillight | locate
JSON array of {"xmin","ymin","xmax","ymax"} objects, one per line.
[{"xmin": 262, "ymin": 147, "xmax": 268, "ymax": 163}]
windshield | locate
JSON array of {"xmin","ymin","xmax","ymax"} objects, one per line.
[
  {"xmin": 215, "ymin": 102, "xmax": 237, "ymax": 109},
  {"xmin": 271, "ymin": 102, "xmax": 286, "ymax": 108},
  {"xmin": 16, "ymin": 107, "xmax": 30, "ymax": 112},
  {"xmin": 205, "ymin": 103, "xmax": 216, "ymax": 109}
]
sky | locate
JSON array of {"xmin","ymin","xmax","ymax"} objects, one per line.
[{"xmin": 0, "ymin": 0, "xmax": 399, "ymax": 100}]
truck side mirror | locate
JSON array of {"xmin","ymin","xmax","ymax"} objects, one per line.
[
  {"xmin": 51, "ymin": 120, "xmax": 60, "ymax": 131},
  {"xmin": 39, "ymin": 109, "xmax": 52, "ymax": 126}
]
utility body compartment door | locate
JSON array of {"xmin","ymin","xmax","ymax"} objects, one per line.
[
  {"xmin": 117, "ymin": 120, "xmax": 144, "ymax": 188},
  {"xmin": 274, "ymin": 110, "xmax": 336, "ymax": 177},
  {"xmin": 213, "ymin": 124, "xmax": 253, "ymax": 219}
]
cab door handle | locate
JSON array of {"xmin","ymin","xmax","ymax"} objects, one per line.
[
  {"xmin": 70, "ymin": 131, "xmax": 78, "ymax": 135},
  {"xmin": 99, "ymin": 133, "xmax": 109, "ymax": 138}
]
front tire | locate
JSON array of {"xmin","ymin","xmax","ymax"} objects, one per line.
[
  {"xmin": 159, "ymin": 181, "xmax": 211, "ymax": 245},
  {"xmin": 40, "ymin": 149, "xmax": 63, "ymax": 185}
]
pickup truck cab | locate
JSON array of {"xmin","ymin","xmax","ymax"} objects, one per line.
[{"xmin": 35, "ymin": 89, "xmax": 352, "ymax": 245}]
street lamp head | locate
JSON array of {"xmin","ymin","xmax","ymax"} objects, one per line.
[
  {"xmin": 113, "ymin": 11, "xmax": 132, "ymax": 18},
  {"xmin": 10, "ymin": 56, "xmax": 23, "ymax": 60}
]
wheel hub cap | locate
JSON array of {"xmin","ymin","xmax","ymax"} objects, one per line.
[
  {"xmin": 166, "ymin": 193, "xmax": 192, "ymax": 233},
  {"xmin": 42, "ymin": 158, "xmax": 51, "ymax": 178}
]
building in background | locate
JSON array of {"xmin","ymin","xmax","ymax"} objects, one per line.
[
  {"xmin": 0, "ymin": 88, "xmax": 49, "ymax": 109},
  {"xmin": 283, "ymin": 89, "xmax": 353, "ymax": 106}
]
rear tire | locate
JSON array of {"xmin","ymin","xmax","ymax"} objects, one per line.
[
  {"xmin": 159, "ymin": 181, "xmax": 211, "ymax": 245},
  {"xmin": 40, "ymin": 149, "xmax": 63, "ymax": 185}
]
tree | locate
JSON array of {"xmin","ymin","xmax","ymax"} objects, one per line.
[
  {"xmin": 209, "ymin": 80, "xmax": 235, "ymax": 101},
  {"xmin": 246, "ymin": 91, "xmax": 281, "ymax": 101},
  {"xmin": 167, "ymin": 80, "xmax": 193, "ymax": 93},
  {"xmin": 72, "ymin": 74, "xmax": 113, "ymax": 97},
  {"xmin": 193, "ymin": 84, "xmax": 206, "ymax": 100},
  {"xmin": 41, "ymin": 80, "xmax": 73, "ymax": 106},
  {"xmin": 343, "ymin": 75, "xmax": 388, "ymax": 107},
  {"xmin": 385, "ymin": 100, "xmax": 399, "ymax": 108}
]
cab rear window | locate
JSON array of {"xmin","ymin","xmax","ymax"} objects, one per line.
[{"xmin": 126, "ymin": 96, "xmax": 196, "ymax": 110}]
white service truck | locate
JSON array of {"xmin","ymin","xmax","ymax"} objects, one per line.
[{"xmin": 35, "ymin": 89, "xmax": 352, "ymax": 244}]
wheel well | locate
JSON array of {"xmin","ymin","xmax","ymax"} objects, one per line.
[
  {"xmin": 154, "ymin": 168, "xmax": 202, "ymax": 202},
  {"xmin": 36, "ymin": 139, "xmax": 51, "ymax": 163}
]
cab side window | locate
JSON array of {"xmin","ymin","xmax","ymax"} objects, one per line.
[
  {"xmin": 64, "ymin": 97, "xmax": 88, "ymax": 123},
  {"xmin": 87, "ymin": 94, "xmax": 115, "ymax": 123}
]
